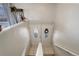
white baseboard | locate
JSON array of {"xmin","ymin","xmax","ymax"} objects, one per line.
[{"xmin": 55, "ymin": 44, "xmax": 78, "ymax": 56}]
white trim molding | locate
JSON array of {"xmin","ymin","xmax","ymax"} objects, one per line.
[{"xmin": 55, "ymin": 44, "xmax": 78, "ymax": 56}]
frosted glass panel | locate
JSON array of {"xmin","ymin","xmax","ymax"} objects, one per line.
[
  {"xmin": 33, "ymin": 28, "xmax": 38, "ymax": 38},
  {"xmin": 0, "ymin": 4, "xmax": 10, "ymax": 29},
  {"xmin": 0, "ymin": 4, "xmax": 6, "ymax": 16}
]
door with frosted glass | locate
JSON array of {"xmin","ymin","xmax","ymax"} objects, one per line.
[
  {"xmin": 41, "ymin": 24, "xmax": 54, "ymax": 45},
  {"xmin": 30, "ymin": 24, "xmax": 54, "ymax": 45},
  {"xmin": 30, "ymin": 24, "xmax": 41, "ymax": 45}
]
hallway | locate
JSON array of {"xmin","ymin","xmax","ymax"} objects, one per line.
[
  {"xmin": 0, "ymin": 20, "xmax": 76, "ymax": 56},
  {"xmin": 0, "ymin": 3, "xmax": 79, "ymax": 56}
]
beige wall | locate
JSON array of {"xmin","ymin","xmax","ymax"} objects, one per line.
[
  {"xmin": 14, "ymin": 3, "xmax": 56, "ymax": 24},
  {"xmin": 0, "ymin": 21, "xmax": 30, "ymax": 56},
  {"xmin": 54, "ymin": 4, "xmax": 79, "ymax": 55}
]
